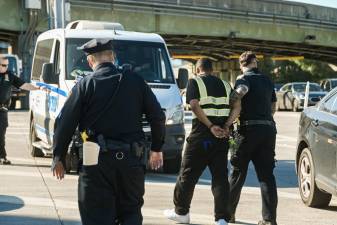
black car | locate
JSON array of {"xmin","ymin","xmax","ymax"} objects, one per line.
[
  {"xmin": 296, "ymin": 87, "xmax": 337, "ymax": 207},
  {"xmin": 276, "ymin": 82, "xmax": 327, "ymax": 112}
]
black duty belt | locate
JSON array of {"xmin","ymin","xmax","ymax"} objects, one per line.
[
  {"xmin": 96, "ymin": 135, "xmax": 145, "ymax": 160},
  {"xmin": 241, "ymin": 120, "xmax": 275, "ymax": 127}
]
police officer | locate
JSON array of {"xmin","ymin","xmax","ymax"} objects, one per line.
[
  {"xmin": 227, "ymin": 51, "xmax": 278, "ymax": 225},
  {"xmin": 51, "ymin": 39, "xmax": 166, "ymax": 225},
  {"xmin": 164, "ymin": 58, "xmax": 240, "ymax": 225},
  {"xmin": 0, "ymin": 56, "xmax": 41, "ymax": 165}
]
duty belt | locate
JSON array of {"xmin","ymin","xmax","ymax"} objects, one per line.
[
  {"xmin": 241, "ymin": 120, "xmax": 275, "ymax": 126},
  {"xmin": 97, "ymin": 135, "xmax": 145, "ymax": 160}
]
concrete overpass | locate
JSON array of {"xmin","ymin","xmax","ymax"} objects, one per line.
[{"xmin": 1, "ymin": 0, "xmax": 337, "ymax": 81}]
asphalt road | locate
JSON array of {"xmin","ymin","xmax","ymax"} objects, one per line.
[{"xmin": 0, "ymin": 111, "xmax": 336, "ymax": 225}]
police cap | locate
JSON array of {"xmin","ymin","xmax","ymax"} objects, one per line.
[{"xmin": 77, "ymin": 39, "xmax": 113, "ymax": 55}]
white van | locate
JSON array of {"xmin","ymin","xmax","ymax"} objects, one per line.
[{"xmin": 29, "ymin": 20, "xmax": 188, "ymax": 173}]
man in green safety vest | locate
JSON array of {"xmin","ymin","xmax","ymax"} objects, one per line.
[{"xmin": 164, "ymin": 58, "xmax": 241, "ymax": 225}]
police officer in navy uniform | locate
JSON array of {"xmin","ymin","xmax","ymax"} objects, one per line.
[
  {"xmin": 0, "ymin": 56, "xmax": 42, "ymax": 165},
  {"xmin": 51, "ymin": 39, "xmax": 166, "ymax": 225},
  {"xmin": 226, "ymin": 51, "xmax": 278, "ymax": 225},
  {"xmin": 164, "ymin": 58, "xmax": 241, "ymax": 225}
]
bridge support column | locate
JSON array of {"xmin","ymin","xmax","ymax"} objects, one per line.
[{"xmin": 213, "ymin": 60, "xmax": 241, "ymax": 87}]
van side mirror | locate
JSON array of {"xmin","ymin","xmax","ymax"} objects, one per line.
[
  {"xmin": 177, "ymin": 68, "xmax": 189, "ymax": 89},
  {"xmin": 41, "ymin": 63, "xmax": 58, "ymax": 84}
]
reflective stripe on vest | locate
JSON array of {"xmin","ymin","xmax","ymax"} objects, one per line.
[{"xmin": 192, "ymin": 76, "xmax": 231, "ymax": 118}]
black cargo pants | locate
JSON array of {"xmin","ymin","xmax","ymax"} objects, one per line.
[
  {"xmin": 78, "ymin": 150, "xmax": 145, "ymax": 225},
  {"xmin": 0, "ymin": 111, "xmax": 8, "ymax": 159},
  {"xmin": 174, "ymin": 136, "xmax": 231, "ymax": 221},
  {"xmin": 229, "ymin": 125, "xmax": 278, "ymax": 222}
]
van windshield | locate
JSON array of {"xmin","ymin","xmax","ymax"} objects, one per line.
[{"xmin": 66, "ymin": 38, "xmax": 175, "ymax": 83}]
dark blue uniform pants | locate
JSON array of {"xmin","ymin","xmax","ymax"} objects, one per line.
[
  {"xmin": 229, "ymin": 125, "xmax": 278, "ymax": 222},
  {"xmin": 174, "ymin": 137, "xmax": 230, "ymax": 221},
  {"xmin": 78, "ymin": 151, "xmax": 145, "ymax": 225},
  {"xmin": 0, "ymin": 111, "xmax": 8, "ymax": 159}
]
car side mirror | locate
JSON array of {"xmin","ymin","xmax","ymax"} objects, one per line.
[
  {"xmin": 177, "ymin": 68, "xmax": 189, "ymax": 89},
  {"xmin": 41, "ymin": 63, "xmax": 58, "ymax": 85}
]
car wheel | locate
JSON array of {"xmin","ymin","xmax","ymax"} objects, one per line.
[
  {"xmin": 163, "ymin": 154, "xmax": 182, "ymax": 174},
  {"xmin": 298, "ymin": 148, "xmax": 332, "ymax": 207},
  {"xmin": 29, "ymin": 119, "xmax": 44, "ymax": 157}
]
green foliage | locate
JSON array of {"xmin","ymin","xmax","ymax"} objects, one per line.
[{"xmin": 259, "ymin": 59, "xmax": 337, "ymax": 84}]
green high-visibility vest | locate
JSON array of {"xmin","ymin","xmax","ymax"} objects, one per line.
[{"xmin": 192, "ymin": 76, "xmax": 231, "ymax": 118}]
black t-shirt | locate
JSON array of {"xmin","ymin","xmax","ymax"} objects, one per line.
[
  {"xmin": 235, "ymin": 68, "xmax": 276, "ymax": 121},
  {"xmin": 186, "ymin": 74, "xmax": 231, "ymax": 139},
  {"xmin": 0, "ymin": 71, "xmax": 25, "ymax": 104}
]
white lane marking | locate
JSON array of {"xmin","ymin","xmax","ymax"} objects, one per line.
[{"xmin": 277, "ymin": 134, "xmax": 298, "ymax": 142}]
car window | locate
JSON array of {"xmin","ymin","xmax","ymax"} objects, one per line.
[
  {"xmin": 280, "ymin": 84, "xmax": 290, "ymax": 91},
  {"xmin": 332, "ymin": 80, "xmax": 337, "ymax": 89},
  {"xmin": 331, "ymin": 93, "xmax": 337, "ymax": 115},
  {"xmin": 320, "ymin": 93, "xmax": 337, "ymax": 114},
  {"xmin": 293, "ymin": 83, "xmax": 322, "ymax": 92}
]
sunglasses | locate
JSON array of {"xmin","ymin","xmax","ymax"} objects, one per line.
[{"xmin": 1, "ymin": 64, "xmax": 8, "ymax": 67}]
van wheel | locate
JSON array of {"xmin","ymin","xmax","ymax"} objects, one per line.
[
  {"xmin": 298, "ymin": 148, "xmax": 332, "ymax": 207},
  {"xmin": 163, "ymin": 154, "xmax": 182, "ymax": 174},
  {"xmin": 29, "ymin": 119, "xmax": 44, "ymax": 157}
]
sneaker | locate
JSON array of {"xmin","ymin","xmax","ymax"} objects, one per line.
[
  {"xmin": 163, "ymin": 209, "xmax": 190, "ymax": 224},
  {"xmin": 215, "ymin": 219, "xmax": 228, "ymax": 225},
  {"xmin": 258, "ymin": 220, "xmax": 277, "ymax": 225},
  {"xmin": 228, "ymin": 214, "xmax": 235, "ymax": 223},
  {"xmin": 0, "ymin": 158, "xmax": 11, "ymax": 165}
]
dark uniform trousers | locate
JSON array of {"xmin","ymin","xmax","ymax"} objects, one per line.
[
  {"xmin": 0, "ymin": 111, "xmax": 8, "ymax": 158},
  {"xmin": 229, "ymin": 125, "xmax": 278, "ymax": 222},
  {"xmin": 78, "ymin": 150, "xmax": 145, "ymax": 225},
  {"xmin": 174, "ymin": 136, "xmax": 230, "ymax": 221}
]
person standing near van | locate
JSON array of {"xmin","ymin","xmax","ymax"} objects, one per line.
[
  {"xmin": 51, "ymin": 39, "xmax": 166, "ymax": 225},
  {"xmin": 228, "ymin": 51, "xmax": 278, "ymax": 225},
  {"xmin": 0, "ymin": 56, "xmax": 41, "ymax": 165},
  {"xmin": 164, "ymin": 58, "xmax": 240, "ymax": 225}
]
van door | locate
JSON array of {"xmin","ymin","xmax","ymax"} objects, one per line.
[{"xmin": 30, "ymin": 39, "xmax": 54, "ymax": 144}]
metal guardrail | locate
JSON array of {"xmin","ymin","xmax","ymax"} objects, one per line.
[{"xmin": 71, "ymin": 0, "xmax": 337, "ymax": 28}]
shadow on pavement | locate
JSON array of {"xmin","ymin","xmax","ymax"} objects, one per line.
[
  {"xmin": 0, "ymin": 195, "xmax": 24, "ymax": 212},
  {"xmin": 0, "ymin": 215, "xmax": 81, "ymax": 225},
  {"xmin": 322, "ymin": 205, "xmax": 337, "ymax": 212}
]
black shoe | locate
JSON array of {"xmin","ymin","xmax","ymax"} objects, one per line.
[
  {"xmin": 258, "ymin": 220, "xmax": 277, "ymax": 225},
  {"xmin": 0, "ymin": 158, "xmax": 11, "ymax": 165},
  {"xmin": 229, "ymin": 214, "xmax": 235, "ymax": 223}
]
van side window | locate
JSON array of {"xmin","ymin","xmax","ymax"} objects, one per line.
[
  {"xmin": 31, "ymin": 39, "xmax": 54, "ymax": 80},
  {"xmin": 320, "ymin": 94, "xmax": 337, "ymax": 114}
]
